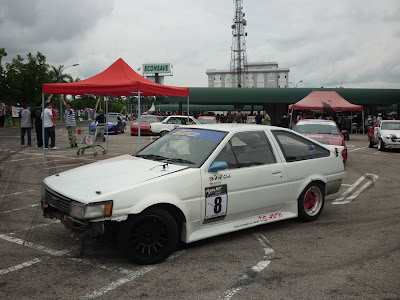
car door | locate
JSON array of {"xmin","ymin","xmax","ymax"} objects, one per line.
[{"xmin": 201, "ymin": 130, "xmax": 289, "ymax": 223}]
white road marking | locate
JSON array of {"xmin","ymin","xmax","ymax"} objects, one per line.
[
  {"xmin": 0, "ymin": 189, "xmax": 35, "ymax": 198},
  {"xmin": 219, "ymin": 233, "xmax": 274, "ymax": 300},
  {"xmin": 78, "ymin": 250, "xmax": 186, "ymax": 300},
  {"xmin": 68, "ymin": 257, "xmax": 133, "ymax": 275},
  {"xmin": 9, "ymin": 220, "xmax": 60, "ymax": 235},
  {"xmin": 0, "ymin": 257, "xmax": 47, "ymax": 276},
  {"xmin": 341, "ymin": 184, "xmax": 352, "ymax": 186},
  {"xmin": 332, "ymin": 174, "xmax": 378, "ymax": 205},
  {"xmin": 45, "ymin": 163, "xmax": 84, "ymax": 169},
  {"xmin": 0, "ymin": 204, "xmax": 40, "ymax": 215},
  {"xmin": 0, "ymin": 234, "xmax": 76, "ymax": 256},
  {"xmin": 373, "ymin": 152, "xmax": 380, "ymax": 155},
  {"xmin": 348, "ymin": 146, "xmax": 368, "ymax": 152}
]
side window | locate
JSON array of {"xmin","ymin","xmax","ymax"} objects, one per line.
[
  {"xmin": 272, "ymin": 130, "xmax": 330, "ymax": 162},
  {"xmin": 213, "ymin": 131, "xmax": 276, "ymax": 169}
]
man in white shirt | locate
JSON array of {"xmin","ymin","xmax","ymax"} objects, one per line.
[{"xmin": 42, "ymin": 102, "xmax": 58, "ymax": 149}]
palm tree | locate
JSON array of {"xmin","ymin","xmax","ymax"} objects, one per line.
[{"xmin": 48, "ymin": 65, "xmax": 73, "ymax": 83}]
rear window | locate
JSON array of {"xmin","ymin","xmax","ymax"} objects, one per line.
[{"xmin": 272, "ymin": 130, "xmax": 330, "ymax": 162}]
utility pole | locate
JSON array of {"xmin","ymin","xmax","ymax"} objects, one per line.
[{"xmin": 230, "ymin": 0, "xmax": 248, "ymax": 88}]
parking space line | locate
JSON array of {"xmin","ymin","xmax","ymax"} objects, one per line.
[
  {"xmin": 68, "ymin": 257, "xmax": 133, "ymax": 275},
  {"xmin": 9, "ymin": 220, "xmax": 60, "ymax": 235},
  {"xmin": 78, "ymin": 250, "xmax": 186, "ymax": 300},
  {"xmin": 219, "ymin": 233, "xmax": 274, "ymax": 300},
  {"xmin": 0, "ymin": 204, "xmax": 40, "ymax": 215},
  {"xmin": 348, "ymin": 146, "xmax": 368, "ymax": 152},
  {"xmin": 0, "ymin": 233, "xmax": 76, "ymax": 256},
  {"xmin": 0, "ymin": 189, "xmax": 35, "ymax": 198},
  {"xmin": 0, "ymin": 257, "xmax": 48, "ymax": 276},
  {"xmin": 333, "ymin": 174, "xmax": 378, "ymax": 205}
]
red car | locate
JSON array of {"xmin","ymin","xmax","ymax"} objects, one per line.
[
  {"xmin": 130, "ymin": 115, "xmax": 165, "ymax": 136},
  {"xmin": 293, "ymin": 119, "xmax": 348, "ymax": 163}
]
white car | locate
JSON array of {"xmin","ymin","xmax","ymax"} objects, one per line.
[
  {"xmin": 107, "ymin": 112, "xmax": 126, "ymax": 120},
  {"xmin": 150, "ymin": 115, "xmax": 200, "ymax": 136},
  {"xmin": 368, "ymin": 120, "xmax": 400, "ymax": 151},
  {"xmin": 41, "ymin": 124, "xmax": 345, "ymax": 264}
]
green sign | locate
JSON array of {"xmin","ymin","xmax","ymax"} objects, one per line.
[{"xmin": 142, "ymin": 63, "xmax": 171, "ymax": 74}]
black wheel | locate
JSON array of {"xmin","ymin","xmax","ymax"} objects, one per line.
[
  {"xmin": 119, "ymin": 208, "xmax": 179, "ymax": 265},
  {"xmin": 160, "ymin": 131, "xmax": 168, "ymax": 137},
  {"xmin": 298, "ymin": 182, "xmax": 325, "ymax": 222},
  {"xmin": 102, "ymin": 150, "xmax": 106, "ymax": 155},
  {"xmin": 378, "ymin": 139, "xmax": 385, "ymax": 151},
  {"xmin": 81, "ymin": 149, "xmax": 85, "ymax": 155},
  {"xmin": 368, "ymin": 137, "xmax": 374, "ymax": 148},
  {"xmin": 94, "ymin": 152, "xmax": 98, "ymax": 157},
  {"xmin": 77, "ymin": 150, "xmax": 80, "ymax": 155}
]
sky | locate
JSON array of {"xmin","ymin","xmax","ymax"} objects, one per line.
[{"xmin": 1, "ymin": 0, "xmax": 400, "ymax": 89}]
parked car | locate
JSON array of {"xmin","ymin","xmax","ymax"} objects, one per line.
[
  {"xmin": 368, "ymin": 120, "xmax": 400, "ymax": 151},
  {"xmin": 107, "ymin": 112, "xmax": 126, "ymax": 120},
  {"xmin": 150, "ymin": 115, "xmax": 201, "ymax": 136},
  {"xmin": 246, "ymin": 116, "xmax": 256, "ymax": 124},
  {"xmin": 198, "ymin": 116, "xmax": 217, "ymax": 124},
  {"xmin": 131, "ymin": 115, "xmax": 165, "ymax": 136},
  {"xmin": 89, "ymin": 114, "xmax": 126, "ymax": 135},
  {"xmin": 293, "ymin": 119, "xmax": 348, "ymax": 163},
  {"xmin": 41, "ymin": 124, "xmax": 345, "ymax": 265}
]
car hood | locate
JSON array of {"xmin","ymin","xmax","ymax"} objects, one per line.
[
  {"xmin": 381, "ymin": 130, "xmax": 400, "ymax": 137},
  {"xmin": 44, "ymin": 155, "xmax": 188, "ymax": 203},
  {"xmin": 303, "ymin": 133, "xmax": 343, "ymax": 145}
]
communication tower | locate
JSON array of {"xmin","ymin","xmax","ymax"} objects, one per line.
[{"xmin": 230, "ymin": 0, "xmax": 248, "ymax": 88}]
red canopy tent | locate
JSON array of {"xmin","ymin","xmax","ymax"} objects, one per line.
[
  {"xmin": 288, "ymin": 91, "xmax": 363, "ymax": 111},
  {"xmin": 288, "ymin": 91, "xmax": 364, "ymax": 133},
  {"xmin": 41, "ymin": 58, "xmax": 189, "ymax": 165}
]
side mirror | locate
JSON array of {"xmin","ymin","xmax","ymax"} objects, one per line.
[
  {"xmin": 341, "ymin": 130, "xmax": 347, "ymax": 135},
  {"xmin": 208, "ymin": 161, "xmax": 228, "ymax": 173}
]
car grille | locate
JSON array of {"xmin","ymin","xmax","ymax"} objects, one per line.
[{"xmin": 44, "ymin": 185, "xmax": 71, "ymax": 214}]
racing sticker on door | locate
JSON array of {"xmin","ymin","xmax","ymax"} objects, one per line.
[{"xmin": 205, "ymin": 184, "xmax": 228, "ymax": 221}]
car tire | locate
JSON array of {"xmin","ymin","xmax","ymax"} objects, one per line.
[
  {"xmin": 368, "ymin": 137, "xmax": 374, "ymax": 148},
  {"xmin": 119, "ymin": 207, "xmax": 179, "ymax": 265},
  {"xmin": 378, "ymin": 139, "xmax": 385, "ymax": 151},
  {"xmin": 297, "ymin": 182, "xmax": 325, "ymax": 222},
  {"xmin": 160, "ymin": 131, "xmax": 168, "ymax": 137},
  {"xmin": 131, "ymin": 133, "xmax": 135, "ymax": 136}
]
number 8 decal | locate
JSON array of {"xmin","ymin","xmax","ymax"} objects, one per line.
[
  {"xmin": 214, "ymin": 197, "xmax": 222, "ymax": 213},
  {"xmin": 205, "ymin": 185, "xmax": 227, "ymax": 220}
]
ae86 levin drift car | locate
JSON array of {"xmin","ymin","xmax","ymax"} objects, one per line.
[
  {"xmin": 41, "ymin": 124, "xmax": 345, "ymax": 265},
  {"xmin": 368, "ymin": 120, "xmax": 400, "ymax": 151}
]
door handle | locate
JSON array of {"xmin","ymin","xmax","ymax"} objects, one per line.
[{"xmin": 272, "ymin": 169, "xmax": 282, "ymax": 175}]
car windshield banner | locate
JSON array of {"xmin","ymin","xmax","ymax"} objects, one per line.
[{"xmin": 167, "ymin": 128, "xmax": 226, "ymax": 143}]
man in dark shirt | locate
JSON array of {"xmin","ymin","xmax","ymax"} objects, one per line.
[
  {"xmin": 342, "ymin": 114, "xmax": 352, "ymax": 141},
  {"xmin": 96, "ymin": 110, "xmax": 106, "ymax": 123},
  {"xmin": 255, "ymin": 111, "xmax": 263, "ymax": 124},
  {"xmin": 34, "ymin": 102, "xmax": 43, "ymax": 147},
  {"xmin": 234, "ymin": 111, "xmax": 243, "ymax": 123},
  {"xmin": 226, "ymin": 111, "xmax": 234, "ymax": 123}
]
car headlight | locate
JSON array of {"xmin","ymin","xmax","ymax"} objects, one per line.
[{"xmin": 70, "ymin": 201, "xmax": 113, "ymax": 219}]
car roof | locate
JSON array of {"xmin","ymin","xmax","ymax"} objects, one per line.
[
  {"xmin": 381, "ymin": 120, "xmax": 400, "ymax": 122},
  {"xmin": 183, "ymin": 123, "xmax": 289, "ymax": 133},
  {"xmin": 198, "ymin": 116, "xmax": 216, "ymax": 118},
  {"xmin": 296, "ymin": 119, "xmax": 336, "ymax": 125},
  {"xmin": 166, "ymin": 115, "xmax": 195, "ymax": 118}
]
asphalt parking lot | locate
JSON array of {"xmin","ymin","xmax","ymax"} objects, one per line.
[{"xmin": 0, "ymin": 122, "xmax": 399, "ymax": 300}]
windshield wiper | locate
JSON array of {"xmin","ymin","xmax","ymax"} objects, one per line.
[
  {"xmin": 136, "ymin": 154, "xmax": 169, "ymax": 161},
  {"xmin": 166, "ymin": 158, "xmax": 196, "ymax": 165}
]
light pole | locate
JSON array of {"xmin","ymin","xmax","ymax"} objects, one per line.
[
  {"xmin": 289, "ymin": 80, "xmax": 303, "ymax": 88},
  {"xmin": 59, "ymin": 64, "xmax": 79, "ymax": 120}
]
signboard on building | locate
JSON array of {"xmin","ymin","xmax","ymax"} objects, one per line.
[{"xmin": 142, "ymin": 63, "xmax": 171, "ymax": 75}]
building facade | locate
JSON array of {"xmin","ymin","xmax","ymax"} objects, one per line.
[{"xmin": 206, "ymin": 62, "xmax": 290, "ymax": 88}]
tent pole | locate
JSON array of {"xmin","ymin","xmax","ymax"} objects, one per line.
[
  {"xmin": 187, "ymin": 96, "xmax": 190, "ymax": 123},
  {"xmin": 138, "ymin": 91, "xmax": 141, "ymax": 151},
  {"xmin": 106, "ymin": 96, "xmax": 109, "ymax": 154},
  {"xmin": 290, "ymin": 108, "xmax": 294, "ymax": 129},
  {"xmin": 42, "ymin": 93, "xmax": 46, "ymax": 166},
  {"xmin": 362, "ymin": 110, "xmax": 365, "ymax": 135}
]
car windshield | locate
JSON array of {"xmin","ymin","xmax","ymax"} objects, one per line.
[
  {"xmin": 199, "ymin": 118, "xmax": 216, "ymax": 124},
  {"xmin": 381, "ymin": 122, "xmax": 400, "ymax": 130},
  {"xmin": 138, "ymin": 116, "xmax": 164, "ymax": 123},
  {"xmin": 135, "ymin": 128, "xmax": 227, "ymax": 167},
  {"xmin": 295, "ymin": 123, "xmax": 339, "ymax": 135},
  {"xmin": 106, "ymin": 116, "xmax": 119, "ymax": 123}
]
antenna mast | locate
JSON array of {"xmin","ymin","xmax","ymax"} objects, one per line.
[{"xmin": 230, "ymin": 0, "xmax": 248, "ymax": 88}]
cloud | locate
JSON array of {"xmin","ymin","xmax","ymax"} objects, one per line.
[{"xmin": 1, "ymin": 0, "xmax": 400, "ymax": 89}]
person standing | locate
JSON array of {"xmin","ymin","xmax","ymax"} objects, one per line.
[
  {"xmin": 0, "ymin": 100, "xmax": 6, "ymax": 127},
  {"xmin": 234, "ymin": 111, "xmax": 243, "ymax": 123},
  {"xmin": 19, "ymin": 104, "xmax": 33, "ymax": 146},
  {"xmin": 262, "ymin": 110, "xmax": 271, "ymax": 125},
  {"xmin": 34, "ymin": 102, "xmax": 43, "ymax": 147},
  {"xmin": 255, "ymin": 111, "xmax": 263, "ymax": 124},
  {"xmin": 42, "ymin": 102, "xmax": 58, "ymax": 149},
  {"xmin": 341, "ymin": 114, "xmax": 351, "ymax": 141},
  {"xmin": 65, "ymin": 102, "xmax": 77, "ymax": 147},
  {"xmin": 226, "ymin": 111, "xmax": 234, "ymax": 123}
]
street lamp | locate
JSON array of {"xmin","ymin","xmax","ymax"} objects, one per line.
[
  {"xmin": 59, "ymin": 64, "xmax": 79, "ymax": 120},
  {"xmin": 289, "ymin": 80, "xmax": 303, "ymax": 88}
]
